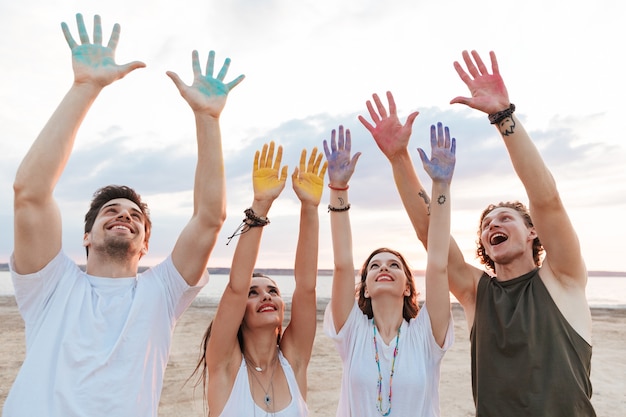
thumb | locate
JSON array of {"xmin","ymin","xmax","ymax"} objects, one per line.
[
  {"xmin": 349, "ymin": 152, "xmax": 362, "ymax": 170},
  {"xmin": 404, "ymin": 111, "xmax": 420, "ymax": 128},
  {"xmin": 319, "ymin": 161, "xmax": 328, "ymax": 180},
  {"xmin": 166, "ymin": 71, "xmax": 186, "ymax": 93},
  {"xmin": 417, "ymin": 148, "xmax": 429, "ymax": 165},
  {"xmin": 450, "ymin": 96, "xmax": 470, "ymax": 106},
  {"xmin": 118, "ymin": 60, "xmax": 146, "ymax": 77}
]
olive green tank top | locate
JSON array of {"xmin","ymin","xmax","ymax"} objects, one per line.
[{"xmin": 471, "ymin": 268, "xmax": 596, "ymax": 416}]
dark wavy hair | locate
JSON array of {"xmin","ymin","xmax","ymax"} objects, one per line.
[
  {"xmin": 476, "ymin": 201, "xmax": 544, "ymax": 272},
  {"xmin": 83, "ymin": 185, "xmax": 152, "ymax": 257},
  {"xmin": 357, "ymin": 248, "xmax": 419, "ymax": 322},
  {"xmin": 189, "ymin": 274, "xmax": 283, "ymax": 395}
]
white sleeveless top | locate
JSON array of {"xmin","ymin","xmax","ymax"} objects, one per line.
[{"xmin": 217, "ymin": 350, "xmax": 309, "ymax": 417}]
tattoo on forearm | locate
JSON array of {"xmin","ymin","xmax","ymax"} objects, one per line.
[
  {"xmin": 437, "ymin": 194, "xmax": 447, "ymax": 205},
  {"xmin": 419, "ymin": 190, "xmax": 431, "ymax": 215},
  {"xmin": 499, "ymin": 117, "xmax": 516, "ymax": 136},
  {"xmin": 338, "ymin": 197, "xmax": 345, "ymax": 206}
]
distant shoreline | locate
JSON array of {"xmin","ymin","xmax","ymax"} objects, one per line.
[{"xmin": 1, "ymin": 263, "xmax": 625, "ymax": 277}]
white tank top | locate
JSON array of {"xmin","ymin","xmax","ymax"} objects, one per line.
[{"xmin": 217, "ymin": 350, "xmax": 309, "ymax": 417}]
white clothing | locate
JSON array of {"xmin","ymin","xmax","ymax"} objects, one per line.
[
  {"xmin": 323, "ymin": 301, "xmax": 453, "ymax": 417},
  {"xmin": 218, "ymin": 350, "xmax": 309, "ymax": 417},
  {"xmin": 4, "ymin": 251, "xmax": 207, "ymax": 417}
]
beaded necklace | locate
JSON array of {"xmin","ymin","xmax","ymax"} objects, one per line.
[{"xmin": 372, "ymin": 321, "xmax": 401, "ymax": 416}]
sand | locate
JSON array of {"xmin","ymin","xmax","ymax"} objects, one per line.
[{"xmin": 1, "ymin": 296, "xmax": 624, "ymax": 416}]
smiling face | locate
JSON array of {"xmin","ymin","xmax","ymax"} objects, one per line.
[
  {"xmin": 478, "ymin": 206, "xmax": 537, "ymax": 270},
  {"xmin": 357, "ymin": 248, "xmax": 419, "ymax": 321},
  {"xmin": 83, "ymin": 198, "xmax": 148, "ymax": 260},
  {"xmin": 243, "ymin": 276, "xmax": 285, "ymax": 332},
  {"xmin": 83, "ymin": 185, "xmax": 151, "ymax": 259},
  {"xmin": 363, "ymin": 252, "xmax": 410, "ymax": 298}
]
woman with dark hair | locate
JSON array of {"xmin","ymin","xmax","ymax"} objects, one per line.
[
  {"xmin": 191, "ymin": 141, "xmax": 326, "ymax": 417},
  {"xmin": 323, "ymin": 123, "xmax": 455, "ymax": 417}
]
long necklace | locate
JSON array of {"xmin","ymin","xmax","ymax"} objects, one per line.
[
  {"xmin": 372, "ymin": 321, "xmax": 400, "ymax": 416},
  {"xmin": 245, "ymin": 353, "xmax": 278, "ymax": 411}
]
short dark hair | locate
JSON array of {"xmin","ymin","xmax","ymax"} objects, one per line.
[
  {"xmin": 357, "ymin": 247, "xmax": 419, "ymax": 322},
  {"xmin": 83, "ymin": 185, "xmax": 152, "ymax": 257},
  {"xmin": 476, "ymin": 201, "xmax": 544, "ymax": 272}
]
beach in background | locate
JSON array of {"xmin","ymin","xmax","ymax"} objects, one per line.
[{"xmin": 1, "ymin": 294, "xmax": 625, "ymax": 416}]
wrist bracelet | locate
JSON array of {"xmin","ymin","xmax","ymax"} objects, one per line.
[
  {"xmin": 328, "ymin": 184, "xmax": 349, "ymax": 191},
  {"xmin": 488, "ymin": 103, "xmax": 516, "ymax": 124},
  {"xmin": 226, "ymin": 208, "xmax": 270, "ymax": 245},
  {"xmin": 243, "ymin": 208, "xmax": 270, "ymax": 227},
  {"xmin": 328, "ymin": 204, "xmax": 351, "ymax": 212}
]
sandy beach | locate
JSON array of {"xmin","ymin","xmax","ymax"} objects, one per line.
[{"xmin": 1, "ymin": 295, "xmax": 624, "ymax": 416}]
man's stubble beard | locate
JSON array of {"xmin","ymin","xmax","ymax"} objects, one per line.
[{"xmin": 91, "ymin": 236, "xmax": 135, "ymax": 262}]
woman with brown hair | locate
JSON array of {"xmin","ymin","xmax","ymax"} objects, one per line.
[{"xmin": 323, "ymin": 122, "xmax": 455, "ymax": 417}]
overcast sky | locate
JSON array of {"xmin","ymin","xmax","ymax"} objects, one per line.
[{"xmin": 1, "ymin": 0, "xmax": 625, "ymax": 272}]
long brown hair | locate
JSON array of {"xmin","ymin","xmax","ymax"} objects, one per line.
[{"xmin": 357, "ymin": 248, "xmax": 419, "ymax": 322}]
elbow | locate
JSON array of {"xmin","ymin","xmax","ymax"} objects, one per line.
[
  {"xmin": 13, "ymin": 178, "xmax": 44, "ymax": 209},
  {"xmin": 333, "ymin": 262, "xmax": 355, "ymax": 277}
]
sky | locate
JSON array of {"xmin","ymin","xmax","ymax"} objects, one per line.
[{"xmin": 1, "ymin": 0, "xmax": 625, "ymax": 272}]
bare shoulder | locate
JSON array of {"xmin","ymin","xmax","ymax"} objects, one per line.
[{"xmin": 539, "ymin": 263, "xmax": 592, "ymax": 344}]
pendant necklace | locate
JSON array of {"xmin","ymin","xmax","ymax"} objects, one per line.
[
  {"xmin": 245, "ymin": 353, "xmax": 278, "ymax": 410},
  {"xmin": 373, "ymin": 320, "xmax": 401, "ymax": 417}
]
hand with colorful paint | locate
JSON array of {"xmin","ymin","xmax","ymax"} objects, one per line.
[
  {"xmin": 292, "ymin": 147, "xmax": 327, "ymax": 206},
  {"xmin": 253, "ymin": 141, "xmax": 288, "ymax": 203},
  {"xmin": 450, "ymin": 50, "xmax": 510, "ymax": 115},
  {"xmin": 167, "ymin": 50, "xmax": 245, "ymax": 118},
  {"xmin": 61, "ymin": 14, "xmax": 145, "ymax": 88},
  {"xmin": 322, "ymin": 125, "xmax": 361, "ymax": 189},
  {"xmin": 358, "ymin": 91, "xmax": 419, "ymax": 161},
  {"xmin": 417, "ymin": 122, "xmax": 456, "ymax": 185}
]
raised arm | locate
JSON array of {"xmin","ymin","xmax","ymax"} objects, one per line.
[
  {"xmin": 359, "ymin": 92, "xmax": 481, "ymax": 315},
  {"xmin": 281, "ymin": 147, "xmax": 327, "ymax": 391},
  {"xmin": 13, "ymin": 14, "xmax": 145, "ymax": 274},
  {"xmin": 450, "ymin": 50, "xmax": 586, "ymax": 288},
  {"xmin": 417, "ymin": 123, "xmax": 456, "ymax": 347},
  {"xmin": 358, "ymin": 92, "xmax": 428, "ymax": 245},
  {"xmin": 167, "ymin": 50, "xmax": 244, "ymax": 286},
  {"xmin": 323, "ymin": 126, "xmax": 361, "ymax": 332},
  {"xmin": 206, "ymin": 142, "xmax": 287, "ymax": 394}
]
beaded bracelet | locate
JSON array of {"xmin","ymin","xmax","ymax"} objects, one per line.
[
  {"xmin": 488, "ymin": 103, "xmax": 516, "ymax": 124},
  {"xmin": 328, "ymin": 204, "xmax": 351, "ymax": 212},
  {"xmin": 226, "ymin": 208, "xmax": 270, "ymax": 245}
]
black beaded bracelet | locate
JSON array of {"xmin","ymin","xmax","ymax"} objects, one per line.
[
  {"xmin": 488, "ymin": 103, "xmax": 516, "ymax": 124},
  {"xmin": 328, "ymin": 204, "xmax": 351, "ymax": 212}
]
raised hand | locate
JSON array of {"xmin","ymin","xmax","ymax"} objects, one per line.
[
  {"xmin": 292, "ymin": 147, "xmax": 328, "ymax": 206},
  {"xmin": 253, "ymin": 141, "xmax": 288, "ymax": 202},
  {"xmin": 322, "ymin": 125, "xmax": 361, "ymax": 188},
  {"xmin": 450, "ymin": 50, "xmax": 510, "ymax": 114},
  {"xmin": 417, "ymin": 122, "xmax": 456, "ymax": 184},
  {"xmin": 61, "ymin": 14, "xmax": 145, "ymax": 87},
  {"xmin": 167, "ymin": 50, "xmax": 245, "ymax": 117},
  {"xmin": 358, "ymin": 91, "xmax": 419, "ymax": 160}
]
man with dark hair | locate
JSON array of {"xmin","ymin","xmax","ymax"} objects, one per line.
[
  {"xmin": 5, "ymin": 13, "xmax": 243, "ymax": 416},
  {"xmin": 360, "ymin": 50, "xmax": 595, "ymax": 416}
]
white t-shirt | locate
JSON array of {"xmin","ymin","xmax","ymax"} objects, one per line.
[
  {"xmin": 218, "ymin": 351, "xmax": 309, "ymax": 417},
  {"xmin": 4, "ymin": 251, "xmax": 207, "ymax": 417},
  {"xmin": 324, "ymin": 301, "xmax": 453, "ymax": 417}
]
